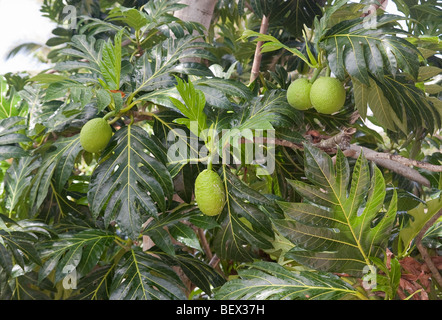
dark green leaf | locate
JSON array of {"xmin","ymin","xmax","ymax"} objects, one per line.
[
  {"xmin": 57, "ymin": 35, "xmax": 104, "ymax": 74},
  {"xmin": 88, "ymin": 125, "xmax": 173, "ymax": 240},
  {"xmin": 1, "ymin": 271, "xmax": 53, "ymax": 300},
  {"xmin": 212, "ymin": 168, "xmax": 275, "ymax": 262},
  {"xmin": 38, "ymin": 229, "xmax": 114, "ymax": 283},
  {"xmin": 156, "ymin": 249, "xmax": 225, "ymax": 295},
  {"xmin": 0, "ymin": 117, "xmax": 30, "ymax": 161},
  {"xmin": 4, "ymin": 157, "xmax": 40, "ymax": 218},
  {"xmin": 110, "ymin": 247, "xmax": 185, "ymax": 300},
  {"xmin": 169, "ymin": 222, "xmax": 202, "ymax": 251},
  {"xmin": 214, "ymin": 261, "xmax": 356, "ymax": 300},
  {"xmin": 320, "ymin": 15, "xmax": 420, "ymax": 84},
  {"xmin": 29, "ymin": 135, "xmax": 83, "ymax": 215},
  {"xmin": 0, "ymin": 230, "xmax": 42, "ymax": 270},
  {"xmin": 134, "ymin": 35, "xmax": 211, "ymax": 96},
  {"xmin": 217, "ymin": 90, "xmax": 302, "ymax": 132},
  {"xmin": 275, "ymin": 144, "xmax": 397, "ymax": 276},
  {"xmin": 67, "ymin": 265, "xmax": 113, "ymax": 300}
]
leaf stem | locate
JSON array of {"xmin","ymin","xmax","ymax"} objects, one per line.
[
  {"xmin": 309, "ymin": 66, "xmax": 324, "ymax": 83},
  {"xmin": 105, "ymin": 100, "xmax": 140, "ymax": 125},
  {"xmin": 120, "ymin": 100, "xmax": 138, "ymax": 114},
  {"xmin": 207, "ymin": 155, "xmax": 213, "ymax": 171},
  {"xmin": 107, "ymin": 115, "xmax": 121, "ymax": 125},
  {"xmin": 103, "ymin": 110, "xmax": 116, "ymax": 121}
]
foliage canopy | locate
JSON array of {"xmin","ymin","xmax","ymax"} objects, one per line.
[{"xmin": 0, "ymin": 0, "xmax": 441, "ymax": 300}]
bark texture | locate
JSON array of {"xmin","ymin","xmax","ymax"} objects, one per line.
[{"xmin": 174, "ymin": 0, "xmax": 218, "ymax": 35}]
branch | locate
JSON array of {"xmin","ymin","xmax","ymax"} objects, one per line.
[
  {"xmin": 195, "ymin": 227, "xmax": 226, "ymax": 278},
  {"xmin": 248, "ymin": 128, "xmax": 435, "ymax": 187},
  {"xmin": 415, "ymin": 208, "xmax": 442, "ymax": 289},
  {"xmin": 305, "ymin": 129, "xmax": 434, "ymax": 187},
  {"xmin": 251, "ymin": 136, "xmax": 303, "ymax": 150},
  {"xmin": 313, "ymin": 128, "xmax": 356, "ymax": 151},
  {"xmin": 359, "ymin": 152, "xmax": 442, "ymax": 172},
  {"xmin": 196, "ymin": 227, "xmax": 213, "ymax": 261},
  {"xmin": 249, "ymin": 14, "xmax": 270, "ymax": 84},
  {"xmin": 347, "ymin": 145, "xmax": 431, "ymax": 187}
]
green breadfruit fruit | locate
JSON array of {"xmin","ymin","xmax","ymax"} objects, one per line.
[
  {"xmin": 286, "ymin": 78, "xmax": 312, "ymax": 111},
  {"xmin": 80, "ymin": 118, "xmax": 113, "ymax": 154},
  {"xmin": 194, "ymin": 169, "xmax": 226, "ymax": 216},
  {"xmin": 309, "ymin": 77, "xmax": 346, "ymax": 114}
]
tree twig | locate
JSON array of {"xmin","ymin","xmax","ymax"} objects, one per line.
[
  {"xmin": 249, "ymin": 14, "xmax": 270, "ymax": 84},
  {"xmin": 360, "ymin": 152, "xmax": 442, "ymax": 172},
  {"xmin": 348, "ymin": 145, "xmax": 432, "ymax": 187},
  {"xmin": 313, "ymin": 128, "xmax": 356, "ymax": 151},
  {"xmin": 244, "ymin": 128, "xmax": 435, "ymax": 187},
  {"xmin": 196, "ymin": 227, "xmax": 213, "ymax": 261},
  {"xmin": 415, "ymin": 208, "xmax": 442, "ymax": 289}
]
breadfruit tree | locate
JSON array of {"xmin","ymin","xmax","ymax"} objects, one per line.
[{"xmin": 0, "ymin": 0, "xmax": 441, "ymax": 300}]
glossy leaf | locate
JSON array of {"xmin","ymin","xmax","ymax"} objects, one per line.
[
  {"xmin": 155, "ymin": 249, "xmax": 226, "ymax": 295},
  {"xmin": 0, "ymin": 116, "xmax": 30, "ymax": 161},
  {"xmin": 0, "ymin": 271, "xmax": 54, "ymax": 300},
  {"xmin": 216, "ymin": 90, "xmax": 302, "ymax": 135},
  {"xmin": 38, "ymin": 229, "xmax": 114, "ymax": 284},
  {"xmin": 134, "ymin": 35, "xmax": 213, "ymax": 97},
  {"xmin": 68, "ymin": 265, "xmax": 114, "ymax": 300},
  {"xmin": 110, "ymin": 247, "xmax": 186, "ymax": 300},
  {"xmin": 0, "ymin": 220, "xmax": 49, "ymax": 277},
  {"xmin": 250, "ymin": 0, "xmax": 324, "ymax": 37},
  {"xmin": 320, "ymin": 14, "xmax": 420, "ymax": 85},
  {"xmin": 29, "ymin": 135, "xmax": 83, "ymax": 215},
  {"xmin": 56, "ymin": 35, "xmax": 104, "ymax": 75},
  {"xmin": 274, "ymin": 144, "xmax": 397, "ymax": 276},
  {"xmin": 214, "ymin": 261, "xmax": 356, "ymax": 300},
  {"xmin": 212, "ymin": 168, "xmax": 275, "ymax": 262},
  {"xmin": 3, "ymin": 157, "xmax": 40, "ymax": 218},
  {"xmin": 88, "ymin": 124, "xmax": 173, "ymax": 240}
]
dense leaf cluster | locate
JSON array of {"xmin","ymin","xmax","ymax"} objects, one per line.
[{"xmin": 0, "ymin": 0, "xmax": 440, "ymax": 300}]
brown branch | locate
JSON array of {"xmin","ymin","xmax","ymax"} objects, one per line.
[
  {"xmin": 360, "ymin": 152, "xmax": 442, "ymax": 172},
  {"xmin": 209, "ymin": 254, "xmax": 226, "ymax": 280},
  {"xmin": 248, "ymin": 128, "xmax": 434, "ymax": 187},
  {"xmin": 251, "ymin": 136, "xmax": 303, "ymax": 150},
  {"xmin": 348, "ymin": 145, "xmax": 431, "ymax": 187},
  {"xmin": 312, "ymin": 128, "xmax": 356, "ymax": 151},
  {"xmin": 249, "ymin": 14, "xmax": 270, "ymax": 84},
  {"xmin": 196, "ymin": 227, "xmax": 213, "ymax": 261},
  {"xmin": 195, "ymin": 227, "xmax": 226, "ymax": 278},
  {"xmin": 415, "ymin": 208, "xmax": 442, "ymax": 289},
  {"xmin": 361, "ymin": 0, "xmax": 388, "ymax": 17}
]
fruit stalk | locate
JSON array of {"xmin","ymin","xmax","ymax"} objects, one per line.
[{"xmin": 309, "ymin": 65, "xmax": 324, "ymax": 84}]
